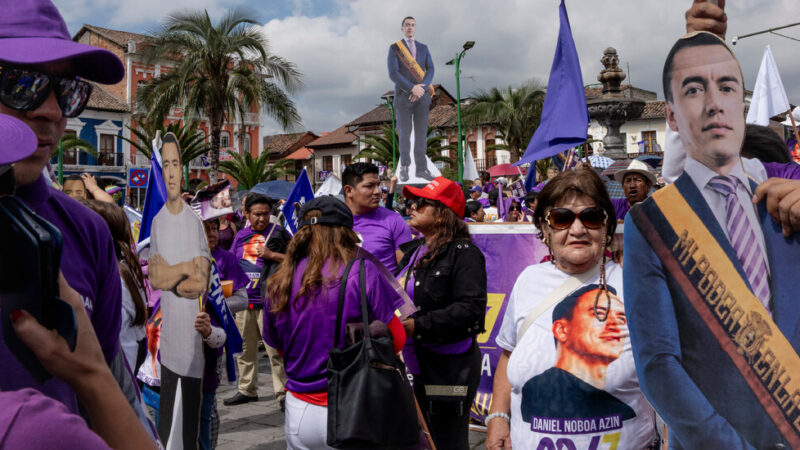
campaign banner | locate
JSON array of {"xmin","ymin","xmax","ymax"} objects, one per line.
[{"xmin": 467, "ymin": 223, "xmax": 548, "ymax": 425}]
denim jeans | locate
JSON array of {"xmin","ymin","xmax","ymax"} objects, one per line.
[{"xmin": 199, "ymin": 392, "xmax": 218, "ymax": 450}]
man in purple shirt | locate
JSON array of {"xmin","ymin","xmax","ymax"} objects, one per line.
[
  {"xmin": 343, "ymin": 162, "xmax": 412, "ymax": 273},
  {"xmin": 0, "ymin": 0, "xmax": 126, "ymax": 418},
  {"xmin": 225, "ymin": 194, "xmax": 290, "ymax": 408}
]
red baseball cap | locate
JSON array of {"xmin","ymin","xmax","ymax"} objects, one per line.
[{"xmin": 403, "ymin": 177, "xmax": 465, "ymax": 218}]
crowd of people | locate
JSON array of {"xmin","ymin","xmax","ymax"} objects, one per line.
[{"xmin": 4, "ymin": 1, "xmax": 800, "ymax": 450}]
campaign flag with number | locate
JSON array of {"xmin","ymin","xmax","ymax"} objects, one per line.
[{"xmin": 281, "ymin": 168, "xmax": 314, "ymax": 234}]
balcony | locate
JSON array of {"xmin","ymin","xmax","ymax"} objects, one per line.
[{"xmin": 98, "ymin": 152, "xmax": 124, "ymax": 167}]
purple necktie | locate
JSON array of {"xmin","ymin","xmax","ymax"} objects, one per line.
[
  {"xmin": 708, "ymin": 175, "xmax": 771, "ymax": 311},
  {"xmin": 408, "ymin": 38, "xmax": 416, "ymax": 59}
]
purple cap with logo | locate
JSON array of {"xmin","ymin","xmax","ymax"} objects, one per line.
[
  {"xmin": 0, "ymin": 0, "xmax": 124, "ymax": 84},
  {"xmin": 0, "ymin": 113, "xmax": 37, "ymax": 165}
]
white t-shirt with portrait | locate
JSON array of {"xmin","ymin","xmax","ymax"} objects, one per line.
[{"xmin": 496, "ymin": 261, "xmax": 657, "ymax": 450}]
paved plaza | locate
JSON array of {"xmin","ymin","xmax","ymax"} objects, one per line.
[{"xmin": 213, "ymin": 353, "xmax": 487, "ymax": 449}]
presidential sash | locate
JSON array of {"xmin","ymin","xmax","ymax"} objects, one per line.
[
  {"xmin": 393, "ymin": 40, "xmax": 435, "ymax": 98},
  {"xmin": 629, "ymin": 180, "xmax": 800, "ymax": 447}
]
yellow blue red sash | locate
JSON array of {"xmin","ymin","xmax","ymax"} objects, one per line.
[{"xmin": 393, "ymin": 40, "xmax": 435, "ymax": 98}]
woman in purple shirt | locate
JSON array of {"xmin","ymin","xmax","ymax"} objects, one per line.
[
  {"xmin": 262, "ymin": 196, "xmax": 405, "ymax": 449},
  {"xmin": 398, "ymin": 177, "xmax": 487, "ymax": 450}
]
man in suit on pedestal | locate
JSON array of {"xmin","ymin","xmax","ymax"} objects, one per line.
[{"xmin": 387, "ymin": 16, "xmax": 434, "ymax": 182}]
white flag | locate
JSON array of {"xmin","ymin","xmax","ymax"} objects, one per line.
[
  {"xmin": 746, "ymin": 45, "xmax": 790, "ymax": 126},
  {"xmin": 463, "ymin": 142, "xmax": 480, "ymax": 181}
]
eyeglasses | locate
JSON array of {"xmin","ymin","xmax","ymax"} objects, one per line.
[
  {"xmin": 508, "ymin": 205, "xmax": 521, "ymax": 212},
  {"xmin": 0, "ymin": 65, "xmax": 93, "ymax": 118},
  {"xmin": 544, "ymin": 206, "xmax": 607, "ymax": 230},
  {"xmin": 412, "ymin": 197, "xmax": 437, "ymax": 210}
]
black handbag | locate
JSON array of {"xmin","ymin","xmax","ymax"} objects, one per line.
[{"xmin": 327, "ymin": 258, "xmax": 420, "ymax": 448}]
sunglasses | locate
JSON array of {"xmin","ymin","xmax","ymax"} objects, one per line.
[
  {"xmin": 0, "ymin": 66, "xmax": 93, "ymax": 118},
  {"xmin": 508, "ymin": 205, "xmax": 521, "ymax": 212},
  {"xmin": 412, "ymin": 197, "xmax": 437, "ymax": 210},
  {"xmin": 544, "ymin": 206, "xmax": 607, "ymax": 230}
]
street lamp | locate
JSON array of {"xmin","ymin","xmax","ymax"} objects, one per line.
[
  {"xmin": 380, "ymin": 93, "xmax": 397, "ymax": 170},
  {"xmin": 446, "ymin": 40, "xmax": 475, "ymax": 185}
]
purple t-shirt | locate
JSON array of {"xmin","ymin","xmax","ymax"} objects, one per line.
[
  {"xmin": 231, "ymin": 224, "xmax": 287, "ymax": 305},
  {"xmin": 212, "ymin": 247, "xmax": 249, "ymax": 292},
  {"xmin": 0, "ymin": 388, "xmax": 111, "ymax": 449},
  {"xmin": 262, "ymin": 257, "xmax": 400, "ymax": 393},
  {"xmin": 399, "ymin": 246, "xmax": 473, "ymax": 374},
  {"xmin": 0, "ymin": 176, "xmax": 121, "ymax": 415},
  {"xmin": 611, "ymin": 197, "xmax": 631, "ymax": 221},
  {"xmin": 353, "ymin": 207, "xmax": 411, "ymax": 273},
  {"xmin": 764, "ymin": 161, "xmax": 800, "ymax": 180}
]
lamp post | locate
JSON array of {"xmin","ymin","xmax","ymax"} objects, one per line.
[
  {"xmin": 380, "ymin": 94, "xmax": 397, "ymax": 170},
  {"xmin": 446, "ymin": 40, "xmax": 475, "ymax": 185}
]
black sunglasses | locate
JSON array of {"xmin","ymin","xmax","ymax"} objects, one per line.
[
  {"xmin": 508, "ymin": 205, "xmax": 521, "ymax": 212},
  {"xmin": 544, "ymin": 206, "xmax": 607, "ymax": 230},
  {"xmin": 0, "ymin": 65, "xmax": 93, "ymax": 118},
  {"xmin": 412, "ymin": 197, "xmax": 437, "ymax": 210}
]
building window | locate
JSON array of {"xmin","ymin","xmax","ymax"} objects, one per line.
[
  {"xmin": 242, "ymin": 134, "xmax": 251, "ymax": 154},
  {"xmin": 323, "ymin": 155, "xmax": 333, "ymax": 172},
  {"xmin": 99, "ymin": 134, "xmax": 115, "ymax": 166},
  {"xmin": 641, "ymin": 130, "xmax": 658, "ymax": 153},
  {"xmin": 341, "ymin": 154, "xmax": 352, "ymax": 168},
  {"xmin": 220, "ymin": 131, "xmax": 230, "ymax": 148}
]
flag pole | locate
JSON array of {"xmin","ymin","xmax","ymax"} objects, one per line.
[{"xmin": 788, "ymin": 108, "xmax": 800, "ymax": 146}]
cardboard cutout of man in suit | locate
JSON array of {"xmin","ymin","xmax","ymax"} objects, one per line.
[{"xmin": 387, "ymin": 16, "xmax": 435, "ymax": 183}]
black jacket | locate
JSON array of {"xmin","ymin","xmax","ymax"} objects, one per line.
[{"xmin": 396, "ymin": 238, "xmax": 487, "ymax": 345}]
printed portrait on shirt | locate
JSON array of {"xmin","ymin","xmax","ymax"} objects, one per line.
[{"xmin": 520, "ymin": 284, "xmax": 635, "ymax": 448}]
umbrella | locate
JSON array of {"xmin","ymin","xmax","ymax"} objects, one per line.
[
  {"xmin": 600, "ymin": 159, "xmax": 657, "ymax": 177},
  {"xmin": 604, "ymin": 179, "xmax": 625, "ymax": 199},
  {"xmin": 636, "ymin": 154, "xmax": 662, "ymax": 167},
  {"xmin": 250, "ymin": 180, "xmax": 295, "ymax": 200},
  {"xmin": 582, "ymin": 155, "xmax": 614, "ymax": 169},
  {"xmin": 488, "ymin": 163, "xmax": 526, "ymax": 177}
]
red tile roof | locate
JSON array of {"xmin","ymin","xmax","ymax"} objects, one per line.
[
  {"xmin": 640, "ymin": 101, "xmax": 666, "ymax": 120},
  {"xmin": 307, "ymin": 126, "xmax": 358, "ymax": 148},
  {"xmin": 262, "ymin": 132, "xmax": 317, "ymax": 156},
  {"xmin": 584, "ymin": 84, "xmax": 657, "ymax": 100},
  {"xmin": 285, "ymin": 147, "xmax": 314, "ymax": 160},
  {"xmin": 87, "ymin": 83, "xmax": 130, "ymax": 112},
  {"xmin": 75, "ymin": 24, "xmax": 148, "ymax": 48}
]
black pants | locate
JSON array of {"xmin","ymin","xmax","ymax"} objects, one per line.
[
  {"xmin": 395, "ymin": 93, "xmax": 431, "ymax": 168},
  {"xmin": 413, "ymin": 343, "xmax": 481, "ymax": 450},
  {"xmin": 159, "ymin": 364, "xmax": 202, "ymax": 450}
]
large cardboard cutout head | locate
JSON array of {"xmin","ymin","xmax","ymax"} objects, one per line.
[
  {"xmin": 663, "ymin": 32, "xmax": 745, "ymax": 172},
  {"xmin": 160, "ymin": 132, "xmax": 183, "ymax": 202}
]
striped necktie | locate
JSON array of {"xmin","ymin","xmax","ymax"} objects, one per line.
[{"xmin": 708, "ymin": 175, "xmax": 771, "ymax": 311}]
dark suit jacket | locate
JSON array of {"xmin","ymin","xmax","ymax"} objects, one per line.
[
  {"xmin": 387, "ymin": 38, "xmax": 434, "ymax": 98},
  {"xmin": 623, "ymin": 172, "xmax": 800, "ymax": 449}
]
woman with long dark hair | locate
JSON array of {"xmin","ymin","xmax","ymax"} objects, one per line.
[
  {"xmin": 397, "ymin": 177, "xmax": 487, "ymax": 449},
  {"xmin": 262, "ymin": 196, "xmax": 406, "ymax": 449},
  {"xmin": 80, "ymin": 199, "xmax": 148, "ymax": 369}
]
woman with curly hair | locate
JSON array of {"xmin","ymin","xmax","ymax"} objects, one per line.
[{"xmin": 397, "ymin": 176, "xmax": 487, "ymax": 449}]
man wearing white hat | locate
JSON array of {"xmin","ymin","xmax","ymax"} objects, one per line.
[{"xmin": 611, "ymin": 159, "xmax": 656, "ymax": 220}]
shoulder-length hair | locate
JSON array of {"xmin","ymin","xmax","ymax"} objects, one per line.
[
  {"xmin": 419, "ymin": 202, "xmax": 471, "ymax": 266},
  {"xmin": 267, "ymin": 210, "xmax": 361, "ymax": 313}
]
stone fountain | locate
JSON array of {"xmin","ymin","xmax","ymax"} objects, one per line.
[{"xmin": 586, "ymin": 47, "xmax": 646, "ymax": 160}]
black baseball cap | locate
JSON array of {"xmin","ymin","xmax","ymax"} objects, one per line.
[{"xmin": 297, "ymin": 196, "xmax": 353, "ymax": 229}]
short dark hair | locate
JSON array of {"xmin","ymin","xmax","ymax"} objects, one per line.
[
  {"xmin": 479, "ymin": 171, "xmax": 490, "ymax": 183},
  {"xmin": 64, "ymin": 174, "xmax": 84, "ymax": 184},
  {"xmin": 245, "ymin": 193, "xmax": 273, "ymax": 212},
  {"xmin": 524, "ymin": 190, "xmax": 539, "ymax": 206},
  {"xmin": 342, "ymin": 162, "xmax": 379, "ymax": 188},
  {"xmin": 401, "ymin": 16, "xmax": 415, "ymax": 26},
  {"xmin": 742, "ymin": 124, "xmax": 792, "ymax": 164},
  {"xmin": 662, "ymin": 32, "xmax": 738, "ymax": 103},
  {"xmin": 533, "ymin": 167, "xmax": 616, "ymax": 240},
  {"xmin": 161, "ymin": 132, "xmax": 182, "ymax": 165},
  {"xmin": 465, "ymin": 200, "xmax": 482, "ymax": 218},
  {"xmin": 487, "ymin": 188, "xmax": 498, "ymax": 207}
]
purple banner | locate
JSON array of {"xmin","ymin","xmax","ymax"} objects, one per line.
[{"xmin": 467, "ymin": 224, "xmax": 548, "ymax": 425}]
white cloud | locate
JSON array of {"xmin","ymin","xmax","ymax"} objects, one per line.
[{"xmin": 257, "ymin": 0, "xmax": 800, "ymax": 135}]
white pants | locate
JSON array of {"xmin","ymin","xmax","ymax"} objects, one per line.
[{"xmin": 285, "ymin": 392, "xmax": 332, "ymax": 450}]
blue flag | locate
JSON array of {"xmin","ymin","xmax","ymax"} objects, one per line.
[
  {"xmin": 138, "ymin": 147, "xmax": 166, "ymax": 247},
  {"xmin": 517, "ymin": 0, "xmax": 588, "ymax": 191},
  {"xmin": 281, "ymin": 168, "xmax": 314, "ymax": 234}
]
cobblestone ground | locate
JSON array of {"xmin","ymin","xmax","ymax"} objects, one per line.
[{"xmin": 214, "ymin": 352, "xmax": 486, "ymax": 449}]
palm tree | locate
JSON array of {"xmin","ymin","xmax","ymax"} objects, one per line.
[
  {"xmin": 218, "ymin": 148, "xmax": 295, "ymax": 190},
  {"xmin": 137, "ymin": 8, "xmax": 302, "ymax": 183},
  {"xmin": 355, "ymin": 124, "xmax": 456, "ymax": 169},
  {"xmin": 462, "ymin": 81, "xmax": 546, "ymax": 162},
  {"xmin": 56, "ymin": 134, "xmax": 97, "ymax": 159}
]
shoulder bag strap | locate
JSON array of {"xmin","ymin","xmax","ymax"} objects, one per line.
[
  {"xmin": 334, "ymin": 257, "xmax": 359, "ymax": 349},
  {"xmin": 358, "ymin": 259, "xmax": 372, "ymax": 344},
  {"xmin": 515, "ymin": 262, "xmax": 601, "ymax": 343}
]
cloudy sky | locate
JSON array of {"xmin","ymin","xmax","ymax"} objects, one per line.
[{"xmin": 59, "ymin": 0, "xmax": 800, "ymax": 136}]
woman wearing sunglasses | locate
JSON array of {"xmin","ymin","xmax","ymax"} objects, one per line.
[
  {"xmin": 486, "ymin": 168, "xmax": 659, "ymax": 450},
  {"xmin": 397, "ymin": 177, "xmax": 487, "ymax": 449}
]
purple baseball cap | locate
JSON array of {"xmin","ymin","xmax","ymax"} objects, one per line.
[
  {"xmin": 0, "ymin": 113, "xmax": 37, "ymax": 165},
  {"xmin": 0, "ymin": 0, "xmax": 124, "ymax": 84},
  {"xmin": 469, "ymin": 185, "xmax": 482, "ymax": 193}
]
